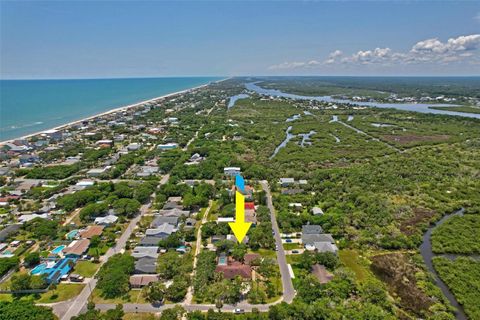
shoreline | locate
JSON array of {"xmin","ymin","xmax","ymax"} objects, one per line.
[{"xmin": 0, "ymin": 77, "xmax": 229, "ymax": 145}]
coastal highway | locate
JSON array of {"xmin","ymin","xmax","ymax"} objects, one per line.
[{"xmin": 56, "ymin": 174, "xmax": 170, "ymax": 320}]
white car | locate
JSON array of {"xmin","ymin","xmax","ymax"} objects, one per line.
[{"xmin": 233, "ymin": 309, "xmax": 245, "ymax": 314}]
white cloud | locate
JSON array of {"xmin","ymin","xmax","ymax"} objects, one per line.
[
  {"xmin": 268, "ymin": 60, "xmax": 320, "ymax": 70},
  {"xmin": 268, "ymin": 34, "xmax": 480, "ymax": 70}
]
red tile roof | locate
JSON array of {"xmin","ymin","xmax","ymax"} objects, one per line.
[
  {"xmin": 245, "ymin": 202, "xmax": 255, "ymax": 210},
  {"xmin": 215, "ymin": 262, "xmax": 252, "ymax": 280},
  {"xmin": 79, "ymin": 226, "xmax": 104, "ymax": 239}
]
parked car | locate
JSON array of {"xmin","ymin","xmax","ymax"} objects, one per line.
[
  {"xmin": 70, "ymin": 274, "xmax": 84, "ymax": 282},
  {"xmin": 286, "ymin": 239, "xmax": 292, "ymax": 243},
  {"xmin": 292, "ymin": 250, "xmax": 299, "ymax": 254},
  {"xmin": 234, "ymin": 309, "xmax": 245, "ymax": 314}
]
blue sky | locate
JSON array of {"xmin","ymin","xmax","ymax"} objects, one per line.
[{"xmin": 1, "ymin": 1, "xmax": 479, "ymax": 79}]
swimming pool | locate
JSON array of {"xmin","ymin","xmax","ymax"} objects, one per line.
[
  {"xmin": 218, "ymin": 255, "xmax": 227, "ymax": 265},
  {"xmin": 51, "ymin": 245, "xmax": 66, "ymax": 255},
  {"xmin": 31, "ymin": 263, "xmax": 47, "ymax": 275},
  {"xmin": 66, "ymin": 230, "xmax": 79, "ymax": 239}
]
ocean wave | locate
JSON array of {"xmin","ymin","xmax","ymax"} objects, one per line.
[{"xmin": 0, "ymin": 121, "xmax": 44, "ymax": 132}]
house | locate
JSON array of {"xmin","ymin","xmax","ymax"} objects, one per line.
[
  {"xmin": 162, "ymin": 201, "xmax": 183, "ymax": 210},
  {"xmin": 137, "ymin": 166, "xmax": 159, "ymax": 177},
  {"xmin": 139, "ymin": 236, "xmax": 163, "ymax": 247},
  {"xmin": 302, "ymin": 233, "xmax": 334, "ymax": 245},
  {"xmin": 224, "ymin": 167, "xmax": 241, "ymax": 176},
  {"xmin": 145, "ymin": 223, "xmax": 176, "ymax": 238},
  {"xmin": 42, "ymin": 129, "xmax": 63, "ymax": 141},
  {"xmin": 95, "ymin": 139, "xmax": 113, "ymax": 146},
  {"xmin": 311, "ymin": 207, "xmax": 324, "ymax": 216},
  {"xmin": 79, "ymin": 226, "xmax": 104, "ymax": 239},
  {"xmin": 18, "ymin": 213, "xmax": 50, "ymax": 224},
  {"xmin": 311, "ymin": 264, "xmax": 334, "ymax": 284},
  {"xmin": 34, "ymin": 258, "xmax": 76, "ymax": 284},
  {"xmin": 167, "ymin": 196, "xmax": 182, "ymax": 203},
  {"xmin": 279, "ymin": 178, "xmax": 295, "ymax": 187},
  {"xmin": 301, "ymin": 225, "xmax": 337, "ymax": 253},
  {"xmin": 94, "ymin": 215, "xmax": 118, "ymax": 226},
  {"xmin": 130, "ymin": 274, "xmax": 159, "ymax": 288},
  {"xmin": 151, "ymin": 216, "xmax": 179, "ymax": 228},
  {"xmin": 289, "ymin": 203, "xmax": 302, "ymax": 211},
  {"xmin": 63, "ymin": 239, "xmax": 90, "ymax": 257},
  {"xmin": 184, "ymin": 218, "xmax": 196, "ymax": 229},
  {"xmin": 131, "ymin": 246, "xmax": 159, "ymax": 259},
  {"xmin": 76, "ymin": 180, "xmax": 95, "ymax": 187},
  {"xmin": 211, "ymin": 235, "xmax": 226, "ymax": 243},
  {"xmin": 185, "ymin": 153, "xmax": 205, "ymax": 165},
  {"xmin": 157, "ymin": 143, "xmax": 178, "ymax": 150},
  {"xmin": 302, "ymin": 225, "xmax": 324, "ymax": 234},
  {"xmin": 127, "ymin": 143, "xmax": 142, "ymax": 151},
  {"xmin": 87, "ymin": 166, "xmax": 111, "ymax": 177},
  {"xmin": 134, "ymin": 257, "xmax": 157, "ymax": 274},
  {"xmin": 308, "ymin": 242, "xmax": 338, "ymax": 253},
  {"xmin": 215, "ymin": 262, "xmax": 252, "ymax": 280},
  {"xmin": 245, "ymin": 202, "xmax": 255, "ymax": 210},
  {"xmin": 158, "ymin": 208, "xmax": 190, "ymax": 218}
]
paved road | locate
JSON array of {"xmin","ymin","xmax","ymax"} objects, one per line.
[
  {"xmin": 93, "ymin": 300, "xmax": 281, "ymax": 314},
  {"xmin": 52, "ymin": 177, "xmax": 296, "ymax": 318},
  {"xmin": 57, "ymin": 175, "xmax": 170, "ymax": 320},
  {"xmin": 260, "ymin": 180, "xmax": 295, "ymax": 303},
  {"xmin": 184, "ymin": 200, "xmax": 213, "ymax": 304}
]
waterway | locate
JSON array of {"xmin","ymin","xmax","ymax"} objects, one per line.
[
  {"xmin": 419, "ymin": 208, "xmax": 467, "ymax": 320},
  {"xmin": 245, "ymin": 82, "xmax": 480, "ymax": 119}
]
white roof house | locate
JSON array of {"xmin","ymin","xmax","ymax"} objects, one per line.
[
  {"xmin": 94, "ymin": 215, "xmax": 118, "ymax": 226},
  {"xmin": 87, "ymin": 166, "xmax": 111, "ymax": 177},
  {"xmin": 311, "ymin": 207, "xmax": 324, "ymax": 215},
  {"xmin": 131, "ymin": 246, "xmax": 159, "ymax": 260},
  {"xmin": 145, "ymin": 223, "xmax": 176, "ymax": 237},
  {"xmin": 18, "ymin": 213, "xmax": 50, "ymax": 224},
  {"xmin": 224, "ymin": 167, "xmax": 241, "ymax": 176}
]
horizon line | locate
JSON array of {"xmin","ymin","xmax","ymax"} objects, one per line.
[{"xmin": 1, "ymin": 75, "xmax": 480, "ymax": 81}]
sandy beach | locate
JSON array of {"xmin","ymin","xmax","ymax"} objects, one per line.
[{"xmin": 0, "ymin": 78, "xmax": 229, "ymax": 146}]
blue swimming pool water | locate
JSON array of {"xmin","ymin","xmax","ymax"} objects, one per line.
[
  {"xmin": 51, "ymin": 245, "xmax": 66, "ymax": 255},
  {"xmin": 66, "ymin": 230, "xmax": 79, "ymax": 239},
  {"xmin": 31, "ymin": 263, "xmax": 47, "ymax": 275}
]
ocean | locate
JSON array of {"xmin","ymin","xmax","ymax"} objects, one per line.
[{"xmin": 0, "ymin": 77, "xmax": 222, "ymax": 141}]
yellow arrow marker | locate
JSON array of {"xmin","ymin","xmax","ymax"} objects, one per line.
[{"xmin": 229, "ymin": 191, "xmax": 252, "ymax": 243}]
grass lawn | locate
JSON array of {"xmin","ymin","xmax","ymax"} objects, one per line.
[
  {"xmin": 123, "ymin": 313, "xmax": 157, "ymax": 320},
  {"xmin": 339, "ymin": 249, "xmax": 370, "ymax": 282},
  {"xmin": 91, "ymin": 288, "xmax": 147, "ymax": 304},
  {"xmin": 0, "ymin": 294, "xmax": 13, "ymax": 302},
  {"xmin": 250, "ymin": 248, "xmax": 276, "ymax": 259},
  {"xmin": 36, "ymin": 284, "xmax": 85, "ymax": 303},
  {"xmin": 74, "ymin": 260, "xmax": 100, "ymax": 277},
  {"xmin": 283, "ymin": 243, "xmax": 301, "ymax": 250},
  {"xmin": 0, "ymin": 283, "xmax": 84, "ymax": 303},
  {"xmin": 286, "ymin": 254, "xmax": 302, "ymax": 265}
]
